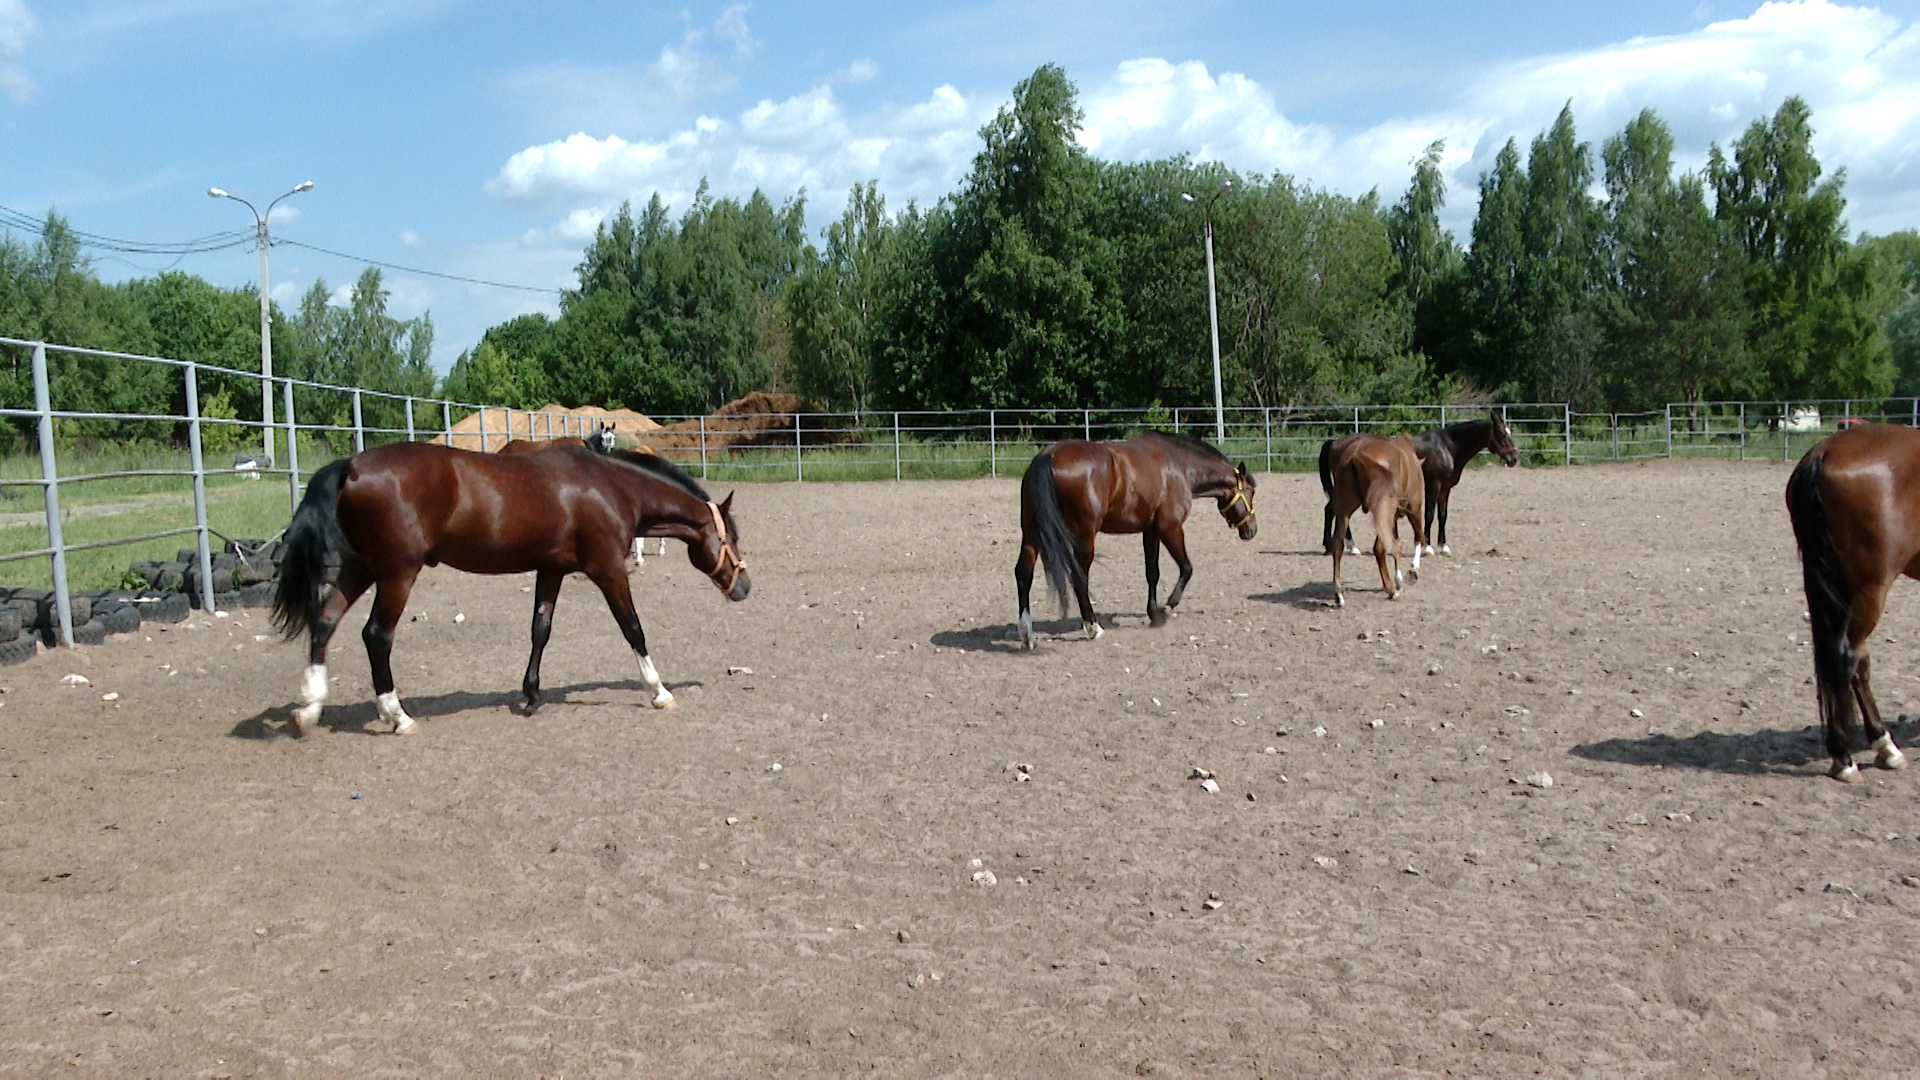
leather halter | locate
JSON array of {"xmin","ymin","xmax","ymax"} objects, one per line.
[
  {"xmin": 706, "ymin": 501, "xmax": 747, "ymax": 592},
  {"xmin": 1219, "ymin": 477, "xmax": 1256, "ymax": 529}
]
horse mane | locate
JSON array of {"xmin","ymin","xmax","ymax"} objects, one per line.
[
  {"xmin": 1146, "ymin": 431, "xmax": 1230, "ymax": 463},
  {"xmin": 603, "ymin": 449, "xmax": 740, "ymax": 545}
]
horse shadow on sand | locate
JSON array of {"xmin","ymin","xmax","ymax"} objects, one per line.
[
  {"xmin": 1250, "ymin": 582, "xmax": 1343, "ymax": 610},
  {"xmin": 228, "ymin": 677, "xmax": 706, "ymax": 740},
  {"xmin": 1569, "ymin": 715, "xmax": 1920, "ymax": 777},
  {"xmin": 931, "ymin": 617, "xmax": 1095, "ymax": 654}
]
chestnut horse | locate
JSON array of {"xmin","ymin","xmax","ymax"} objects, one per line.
[
  {"xmin": 1017, "ymin": 432, "xmax": 1257, "ymax": 649},
  {"xmin": 1785, "ymin": 424, "xmax": 1917, "ymax": 781},
  {"xmin": 1321, "ymin": 416, "xmax": 1518, "ymax": 556},
  {"xmin": 1321, "ymin": 433, "xmax": 1426, "ymax": 606},
  {"xmin": 271, "ymin": 443, "xmax": 748, "ymax": 736}
]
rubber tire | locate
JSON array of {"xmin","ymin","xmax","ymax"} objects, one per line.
[{"xmin": 0, "ymin": 636, "xmax": 35, "ymax": 666}]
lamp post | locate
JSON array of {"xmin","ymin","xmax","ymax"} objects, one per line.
[
  {"xmin": 1181, "ymin": 180, "xmax": 1231, "ymax": 444},
  {"xmin": 208, "ymin": 179, "xmax": 313, "ymax": 467}
]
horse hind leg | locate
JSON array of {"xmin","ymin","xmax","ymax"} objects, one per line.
[
  {"xmin": 292, "ymin": 565, "xmax": 370, "ymax": 737},
  {"xmin": 1075, "ymin": 535, "xmax": 1103, "ymax": 640},
  {"xmin": 1855, "ymin": 653, "xmax": 1908, "ymax": 770},
  {"xmin": 1371, "ymin": 498, "xmax": 1400, "ymax": 599},
  {"xmin": 1015, "ymin": 540, "xmax": 1039, "ymax": 649},
  {"xmin": 363, "ymin": 571, "xmax": 422, "ymax": 735}
]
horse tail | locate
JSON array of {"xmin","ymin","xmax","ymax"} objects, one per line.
[
  {"xmin": 1787, "ymin": 449, "xmax": 1858, "ymax": 742},
  {"xmin": 272, "ymin": 457, "xmax": 356, "ymax": 642},
  {"xmin": 1317, "ymin": 438, "xmax": 1335, "ymax": 495},
  {"xmin": 1022, "ymin": 450, "xmax": 1086, "ymax": 615}
]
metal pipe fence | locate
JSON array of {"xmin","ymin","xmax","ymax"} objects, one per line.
[{"xmin": 4, "ymin": 336, "xmax": 1915, "ymax": 648}]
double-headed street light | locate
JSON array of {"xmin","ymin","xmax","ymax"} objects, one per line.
[
  {"xmin": 208, "ymin": 179, "xmax": 313, "ymax": 467},
  {"xmin": 1181, "ymin": 179, "xmax": 1231, "ymax": 443}
]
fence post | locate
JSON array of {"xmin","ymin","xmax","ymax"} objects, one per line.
[
  {"xmin": 989, "ymin": 410, "xmax": 997, "ymax": 478},
  {"xmin": 404, "ymin": 396, "xmax": 416, "ymax": 442},
  {"xmin": 1353, "ymin": 406, "xmax": 1360, "ymax": 435},
  {"xmin": 284, "ymin": 380, "xmax": 301, "ymax": 514},
  {"xmin": 699, "ymin": 414, "xmax": 709, "ymax": 479},
  {"xmin": 1912, "ymin": 397, "xmax": 1917, "ymax": 428},
  {"xmin": 441, "ymin": 400, "xmax": 452, "ymax": 447},
  {"xmin": 1611, "ymin": 414, "xmax": 1619, "ymax": 462},
  {"xmin": 1739, "ymin": 403, "xmax": 1746, "ymax": 460},
  {"xmin": 184, "ymin": 362, "xmax": 217, "ymax": 615},
  {"xmin": 30, "ymin": 344, "xmax": 73, "ymax": 648},
  {"xmin": 1440, "ymin": 404, "xmax": 1447, "ymax": 428},
  {"xmin": 351, "ymin": 390, "xmax": 365, "ymax": 453},
  {"xmin": 894, "ymin": 412, "xmax": 902, "ymax": 480},
  {"xmin": 1664, "ymin": 404, "xmax": 1673, "ymax": 458},
  {"xmin": 478, "ymin": 406, "xmax": 488, "ymax": 453},
  {"xmin": 795, "ymin": 412, "xmax": 803, "ymax": 481},
  {"xmin": 1083, "ymin": 409, "xmax": 1091, "ymax": 442},
  {"xmin": 1263, "ymin": 407, "xmax": 1272, "ymax": 472},
  {"xmin": 1563, "ymin": 406, "xmax": 1572, "ymax": 466}
]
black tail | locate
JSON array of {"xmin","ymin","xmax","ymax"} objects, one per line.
[
  {"xmin": 1022, "ymin": 451, "xmax": 1086, "ymax": 616},
  {"xmin": 1318, "ymin": 438, "xmax": 1335, "ymax": 495},
  {"xmin": 1787, "ymin": 451, "xmax": 1858, "ymax": 744},
  {"xmin": 272, "ymin": 458, "xmax": 356, "ymax": 643}
]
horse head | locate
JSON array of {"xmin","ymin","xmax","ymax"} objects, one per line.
[
  {"xmin": 694, "ymin": 493, "xmax": 751, "ymax": 601},
  {"xmin": 1217, "ymin": 463, "xmax": 1258, "ymax": 540},
  {"xmin": 587, "ymin": 423, "xmax": 618, "ymax": 455},
  {"xmin": 1489, "ymin": 416, "xmax": 1519, "ymax": 466}
]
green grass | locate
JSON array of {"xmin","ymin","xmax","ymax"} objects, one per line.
[{"xmin": 0, "ymin": 481, "xmax": 294, "ymax": 592}]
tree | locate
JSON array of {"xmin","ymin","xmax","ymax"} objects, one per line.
[
  {"xmin": 1710, "ymin": 96, "xmax": 1891, "ymax": 399},
  {"xmin": 788, "ymin": 183, "xmax": 893, "ymax": 412}
]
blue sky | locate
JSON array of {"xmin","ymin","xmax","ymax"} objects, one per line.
[{"xmin": 4, "ymin": 0, "xmax": 1920, "ymax": 371}]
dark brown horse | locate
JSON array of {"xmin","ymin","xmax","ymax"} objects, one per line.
[
  {"xmin": 1321, "ymin": 433, "xmax": 1426, "ymax": 606},
  {"xmin": 497, "ymin": 423, "xmax": 618, "ymax": 456},
  {"xmin": 1786, "ymin": 424, "xmax": 1917, "ymax": 781},
  {"xmin": 271, "ymin": 443, "xmax": 748, "ymax": 736},
  {"xmin": 1017, "ymin": 432, "xmax": 1256, "ymax": 649},
  {"xmin": 1321, "ymin": 416, "xmax": 1517, "ymax": 556}
]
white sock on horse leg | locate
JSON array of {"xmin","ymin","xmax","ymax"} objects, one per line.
[
  {"xmin": 1874, "ymin": 733, "xmax": 1908, "ymax": 769},
  {"xmin": 376, "ymin": 690, "xmax": 417, "ymax": 735},
  {"xmin": 637, "ymin": 654, "xmax": 675, "ymax": 708},
  {"xmin": 292, "ymin": 663, "xmax": 328, "ymax": 734}
]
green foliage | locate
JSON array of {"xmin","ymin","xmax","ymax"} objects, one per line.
[{"xmin": 196, "ymin": 383, "xmax": 247, "ymax": 454}]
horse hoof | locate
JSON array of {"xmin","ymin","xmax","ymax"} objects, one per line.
[
  {"xmin": 394, "ymin": 719, "xmax": 419, "ymax": 736},
  {"xmin": 1831, "ymin": 761, "xmax": 1862, "ymax": 782},
  {"xmin": 1406, "ymin": 567, "xmax": 1419, "ymax": 583},
  {"xmin": 652, "ymin": 693, "xmax": 678, "ymax": 710},
  {"xmin": 1440, "ymin": 545, "xmax": 1452, "ymax": 555},
  {"xmin": 1874, "ymin": 737, "xmax": 1908, "ymax": 770},
  {"xmin": 1085, "ymin": 622, "xmax": 1104, "ymax": 640},
  {"xmin": 290, "ymin": 704, "xmax": 320, "ymax": 736},
  {"xmin": 1149, "ymin": 608, "xmax": 1169, "ymax": 628}
]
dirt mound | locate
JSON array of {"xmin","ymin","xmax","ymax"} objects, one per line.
[
  {"xmin": 634, "ymin": 392, "xmax": 855, "ymax": 454},
  {"xmin": 433, "ymin": 404, "xmax": 660, "ymax": 452}
]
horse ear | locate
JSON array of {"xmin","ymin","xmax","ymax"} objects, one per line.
[{"xmin": 720, "ymin": 491, "xmax": 735, "ymax": 512}]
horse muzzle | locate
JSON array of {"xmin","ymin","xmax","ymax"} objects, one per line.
[
  {"xmin": 1237, "ymin": 518, "xmax": 1258, "ymax": 541},
  {"xmin": 723, "ymin": 570, "xmax": 751, "ymax": 602}
]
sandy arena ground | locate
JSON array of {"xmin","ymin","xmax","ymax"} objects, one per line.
[{"xmin": 4, "ymin": 459, "xmax": 1920, "ymax": 1077}]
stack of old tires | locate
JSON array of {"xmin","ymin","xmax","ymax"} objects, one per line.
[{"xmin": 0, "ymin": 538, "xmax": 282, "ymax": 665}]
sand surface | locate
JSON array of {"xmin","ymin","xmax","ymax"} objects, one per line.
[{"xmin": 4, "ymin": 459, "xmax": 1919, "ymax": 1077}]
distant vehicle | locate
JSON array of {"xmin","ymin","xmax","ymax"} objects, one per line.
[
  {"xmin": 232, "ymin": 453, "xmax": 263, "ymax": 480},
  {"xmin": 1839, "ymin": 417, "xmax": 1867, "ymax": 430},
  {"xmin": 1783, "ymin": 406, "xmax": 1823, "ymax": 433}
]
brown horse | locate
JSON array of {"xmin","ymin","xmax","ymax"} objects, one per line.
[
  {"xmin": 1322, "ymin": 433, "xmax": 1427, "ymax": 606},
  {"xmin": 1785, "ymin": 424, "xmax": 1917, "ymax": 781},
  {"xmin": 271, "ymin": 443, "xmax": 748, "ymax": 736},
  {"xmin": 496, "ymin": 423, "xmax": 618, "ymax": 456},
  {"xmin": 1017, "ymin": 432, "xmax": 1257, "ymax": 649},
  {"xmin": 1321, "ymin": 416, "xmax": 1518, "ymax": 556}
]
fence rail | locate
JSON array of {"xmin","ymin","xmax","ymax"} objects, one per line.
[{"xmin": 3, "ymin": 336, "xmax": 1913, "ymax": 647}]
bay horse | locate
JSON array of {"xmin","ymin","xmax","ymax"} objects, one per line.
[
  {"xmin": 1017, "ymin": 432, "xmax": 1257, "ymax": 649},
  {"xmin": 1321, "ymin": 415, "xmax": 1518, "ymax": 556},
  {"xmin": 1320, "ymin": 433, "xmax": 1426, "ymax": 606},
  {"xmin": 271, "ymin": 443, "xmax": 748, "ymax": 736},
  {"xmin": 496, "ymin": 423, "xmax": 618, "ymax": 456},
  {"xmin": 1785, "ymin": 424, "xmax": 1917, "ymax": 781}
]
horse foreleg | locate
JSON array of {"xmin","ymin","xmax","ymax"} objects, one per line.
[
  {"xmin": 521, "ymin": 568, "xmax": 564, "ymax": 714},
  {"xmin": 1015, "ymin": 541, "xmax": 1039, "ymax": 649},
  {"xmin": 363, "ymin": 571, "xmax": 421, "ymax": 735},
  {"xmin": 292, "ymin": 565, "xmax": 370, "ymax": 737},
  {"xmin": 1162, "ymin": 524, "xmax": 1195, "ymax": 613},
  {"xmin": 591, "ymin": 569, "xmax": 675, "ymax": 708},
  {"xmin": 1143, "ymin": 529, "xmax": 1167, "ymax": 627},
  {"xmin": 1437, "ymin": 485, "xmax": 1453, "ymax": 555},
  {"xmin": 1075, "ymin": 532, "xmax": 1102, "ymax": 639}
]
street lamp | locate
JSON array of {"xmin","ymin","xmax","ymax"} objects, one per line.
[
  {"xmin": 1181, "ymin": 179, "xmax": 1231, "ymax": 444},
  {"xmin": 208, "ymin": 179, "xmax": 313, "ymax": 467}
]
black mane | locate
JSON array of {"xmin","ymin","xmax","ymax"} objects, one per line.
[
  {"xmin": 1146, "ymin": 430, "xmax": 1230, "ymax": 462},
  {"xmin": 604, "ymin": 449, "xmax": 740, "ymax": 545}
]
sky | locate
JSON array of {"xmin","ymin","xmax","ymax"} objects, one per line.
[{"xmin": 3, "ymin": 0, "xmax": 1920, "ymax": 372}]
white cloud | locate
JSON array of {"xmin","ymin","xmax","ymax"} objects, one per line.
[
  {"xmin": 399, "ymin": 229, "xmax": 419, "ymax": 247},
  {"xmin": 831, "ymin": 58, "xmax": 878, "ymax": 83},
  {"xmin": 0, "ymin": 0, "xmax": 36, "ymax": 101},
  {"xmin": 488, "ymin": 0, "xmax": 1920, "ymax": 261},
  {"xmin": 266, "ymin": 204, "xmax": 301, "ymax": 227},
  {"xmin": 498, "ymin": 7, "xmax": 760, "ymax": 133}
]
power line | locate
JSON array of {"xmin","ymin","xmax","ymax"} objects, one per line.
[
  {"xmin": 274, "ymin": 238, "xmax": 561, "ymax": 294},
  {"xmin": 0, "ymin": 202, "xmax": 253, "ymax": 255}
]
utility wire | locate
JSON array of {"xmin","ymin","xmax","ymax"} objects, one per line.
[
  {"xmin": 274, "ymin": 238, "xmax": 561, "ymax": 294},
  {"xmin": 0, "ymin": 201, "xmax": 253, "ymax": 255}
]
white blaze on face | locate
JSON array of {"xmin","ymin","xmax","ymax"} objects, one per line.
[{"xmin": 637, "ymin": 654, "xmax": 675, "ymax": 708}]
